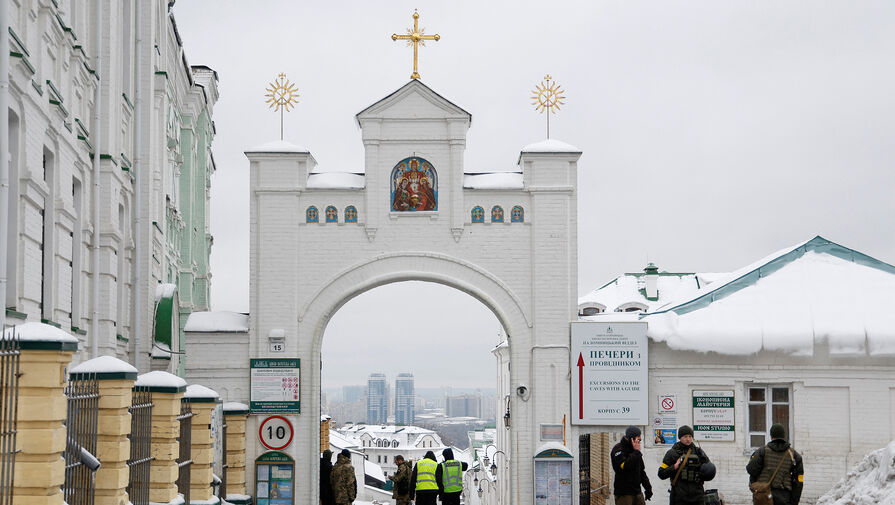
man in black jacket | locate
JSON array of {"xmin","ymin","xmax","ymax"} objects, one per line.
[
  {"xmin": 611, "ymin": 426, "xmax": 653, "ymax": 505},
  {"xmin": 657, "ymin": 425, "xmax": 710, "ymax": 505},
  {"xmin": 747, "ymin": 424, "xmax": 804, "ymax": 505}
]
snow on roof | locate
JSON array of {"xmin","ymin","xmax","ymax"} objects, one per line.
[
  {"xmin": 223, "ymin": 402, "xmax": 249, "ymax": 412},
  {"xmin": 329, "ymin": 430, "xmax": 360, "ymax": 451},
  {"xmin": 463, "ymin": 173, "xmax": 523, "ymax": 189},
  {"xmin": 155, "ymin": 283, "xmax": 176, "ymax": 302},
  {"xmin": 70, "ymin": 355, "xmax": 137, "ymax": 375},
  {"xmin": 307, "ymin": 172, "xmax": 365, "ymax": 189},
  {"xmin": 578, "ymin": 270, "xmax": 701, "ymax": 313},
  {"xmin": 135, "ymin": 371, "xmax": 187, "ymax": 389},
  {"xmin": 364, "ymin": 460, "xmax": 386, "ymax": 482},
  {"xmin": 520, "ymin": 138, "xmax": 581, "ymax": 154},
  {"xmin": 643, "ymin": 237, "xmax": 895, "ymax": 356},
  {"xmin": 817, "ymin": 441, "xmax": 895, "ymax": 505},
  {"xmin": 245, "ymin": 139, "xmax": 311, "ymax": 153},
  {"xmin": 3, "ymin": 322, "xmax": 78, "ymax": 343},
  {"xmin": 185, "ymin": 384, "xmax": 220, "ymax": 400},
  {"xmin": 184, "ymin": 311, "xmax": 249, "ymax": 333}
]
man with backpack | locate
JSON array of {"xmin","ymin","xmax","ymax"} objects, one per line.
[
  {"xmin": 657, "ymin": 425, "xmax": 713, "ymax": 505},
  {"xmin": 747, "ymin": 424, "xmax": 804, "ymax": 505}
]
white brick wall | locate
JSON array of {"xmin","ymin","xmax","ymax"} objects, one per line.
[{"xmin": 246, "ymin": 81, "xmax": 580, "ymax": 505}]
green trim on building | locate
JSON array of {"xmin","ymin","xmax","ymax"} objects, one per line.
[
  {"xmin": 31, "ymin": 80, "xmax": 43, "ymax": 95},
  {"xmin": 183, "ymin": 396, "xmax": 220, "ymax": 404},
  {"xmin": 71, "ymin": 327, "xmax": 87, "ymax": 336},
  {"xmin": 99, "ymin": 154, "xmax": 119, "ymax": 166},
  {"xmin": 9, "ymin": 27, "xmax": 29, "ymax": 56},
  {"xmin": 45, "ymin": 80, "xmax": 63, "ymax": 100},
  {"xmin": 40, "ymin": 318, "xmax": 62, "ymax": 328},
  {"xmin": 10, "ymin": 52, "xmax": 36, "ymax": 75},
  {"xmin": 122, "ymin": 92, "xmax": 134, "ymax": 110},
  {"xmin": 116, "ymin": 334, "xmax": 129, "ymax": 342},
  {"xmin": 4, "ymin": 308, "xmax": 27, "ymax": 319},
  {"xmin": 134, "ymin": 384, "xmax": 186, "ymax": 394},
  {"xmin": 74, "ymin": 118, "xmax": 89, "ymax": 137},
  {"xmin": 49, "ymin": 99, "xmax": 69, "ymax": 117},
  {"xmin": 155, "ymin": 70, "xmax": 168, "ymax": 78},
  {"xmin": 120, "ymin": 153, "xmax": 132, "ymax": 169},
  {"xmin": 71, "ymin": 370, "xmax": 138, "ymax": 381},
  {"xmin": 154, "ymin": 289, "xmax": 176, "ymax": 348},
  {"xmin": 647, "ymin": 236, "xmax": 895, "ymax": 317},
  {"xmin": 19, "ymin": 340, "xmax": 78, "ymax": 351}
]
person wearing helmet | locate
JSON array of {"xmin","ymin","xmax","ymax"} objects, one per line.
[{"xmin": 657, "ymin": 426, "xmax": 712, "ymax": 505}]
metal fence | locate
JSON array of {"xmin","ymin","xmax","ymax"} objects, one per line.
[
  {"xmin": 0, "ymin": 329, "xmax": 21, "ymax": 505},
  {"xmin": 127, "ymin": 387, "xmax": 154, "ymax": 505},
  {"xmin": 176, "ymin": 401, "xmax": 195, "ymax": 504},
  {"xmin": 218, "ymin": 418, "xmax": 228, "ymax": 498},
  {"xmin": 63, "ymin": 374, "xmax": 100, "ymax": 505}
]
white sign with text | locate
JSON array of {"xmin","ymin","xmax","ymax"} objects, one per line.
[{"xmin": 571, "ymin": 321, "xmax": 648, "ymax": 425}]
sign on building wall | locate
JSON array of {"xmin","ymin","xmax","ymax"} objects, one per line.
[
  {"xmin": 256, "ymin": 451, "xmax": 295, "ymax": 505},
  {"xmin": 571, "ymin": 321, "xmax": 648, "ymax": 425},
  {"xmin": 251, "ymin": 359, "xmax": 301, "ymax": 414},
  {"xmin": 692, "ymin": 390, "xmax": 735, "ymax": 441}
]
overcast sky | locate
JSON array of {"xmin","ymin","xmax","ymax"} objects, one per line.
[{"xmin": 173, "ymin": 1, "xmax": 895, "ymax": 389}]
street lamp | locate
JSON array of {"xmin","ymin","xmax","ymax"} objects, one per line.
[{"xmin": 482, "ymin": 444, "xmax": 508, "ymax": 477}]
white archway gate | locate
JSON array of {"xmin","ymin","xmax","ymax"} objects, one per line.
[{"xmin": 245, "ymin": 80, "xmax": 581, "ymax": 505}]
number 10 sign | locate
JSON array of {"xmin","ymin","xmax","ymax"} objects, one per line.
[{"xmin": 259, "ymin": 416, "xmax": 294, "ymax": 451}]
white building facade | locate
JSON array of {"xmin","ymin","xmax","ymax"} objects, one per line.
[
  {"xmin": 244, "ymin": 79, "xmax": 581, "ymax": 505},
  {"xmin": 3, "ymin": 0, "xmax": 218, "ymax": 373}
]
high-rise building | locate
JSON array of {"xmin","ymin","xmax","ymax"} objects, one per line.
[
  {"xmin": 367, "ymin": 373, "xmax": 388, "ymax": 424},
  {"xmin": 445, "ymin": 393, "xmax": 483, "ymax": 418},
  {"xmin": 394, "ymin": 373, "xmax": 415, "ymax": 425}
]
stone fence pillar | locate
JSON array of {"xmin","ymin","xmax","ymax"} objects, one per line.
[
  {"xmin": 222, "ymin": 402, "xmax": 249, "ymax": 501},
  {"xmin": 134, "ymin": 371, "xmax": 186, "ymax": 504},
  {"xmin": 8, "ymin": 323, "xmax": 78, "ymax": 505},
  {"xmin": 183, "ymin": 385, "xmax": 221, "ymax": 505},
  {"xmin": 69, "ymin": 356, "xmax": 139, "ymax": 505}
]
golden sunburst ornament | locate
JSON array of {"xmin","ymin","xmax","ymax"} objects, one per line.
[
  {"xmin": 265, "ymin": 73, "xmax": 299, "ymax": 140},
  {"xmin": 531, "ymin": 74, "xmax": 566, "ymax": 139}
]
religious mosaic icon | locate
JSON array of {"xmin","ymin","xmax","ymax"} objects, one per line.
[{"xmin": 391, "ymin": 157, "xmax": 437, "ymax": 212}]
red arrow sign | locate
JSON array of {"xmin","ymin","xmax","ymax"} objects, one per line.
[{"xmin": 577, "ymin": 353, "xmax": 585, "ymax": 419}]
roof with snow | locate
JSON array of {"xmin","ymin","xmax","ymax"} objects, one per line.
[
  {"xmin": 307, "ymin": 172, "xmax": 365, "ymax": 189},
  {"xmin": 638, "ymin": 236, "xmax": 895, "ymax": 356},
  {"xmin": 578, "ymin": 268, "xmax": 704, "ymax": 314},
  {"xmin": 518, "ymin": 138, "xmax": 582, "ymax": 163},
  {"xmin": 464, "ymin": 173, "xmax": 524, "ymax": 189},
  {"xmin": 245, "ymin": 139, "xmax": 311, "ymax": 154},
  {"xmin": 184, "ymin": 311, "xmax": 249, "ymax": 333}
]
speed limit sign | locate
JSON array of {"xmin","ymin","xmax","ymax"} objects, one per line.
[{"xmin": 259, "ymin": 415, "xmax": 294, "ymax": 451}]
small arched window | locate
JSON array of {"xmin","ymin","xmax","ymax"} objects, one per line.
[
  {"xmin": 325, "ymin": 205, "xmax": 338, "ymax": 223},
  {"xmin": 306, "ymin": 206, "xmax": 319, "ymax": 223},
  {"xmin": 491, "ymin": 206, "xmax": 504, "ymax": 223},
  {"xmin": 511, "ymin": 206, "xmax": 524, "ymax": 223},
  {"xmin": 345, "ymin": 206, "xmax": 358, "ymax": 223},
  {"xmin": 471, "ymin": 206, "xmax": 484, "ymax": 223},
  {"xmin": 581, "ymin": 307, "xmax": 602, "ymax": 316}
]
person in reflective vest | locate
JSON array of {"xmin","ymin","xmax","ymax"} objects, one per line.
[
  {"xmin": 437, "ymin": 448, "xmax": 469, "ymax": 505},
  {"xmin": 410, "ymin": 451, "xmax": 440, "ymax": 505}
]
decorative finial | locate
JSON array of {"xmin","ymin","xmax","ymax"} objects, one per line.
[
  {"xmin": 531, "ymin": 74, "xmax": 566, "ymax": 139},
  {"xmin": 391, "ymin": 10, "xmax": 440, "ymax": 80},
  {"xmin": 265, "ymin": 73, "xmax": 300, "ymax": 140}
]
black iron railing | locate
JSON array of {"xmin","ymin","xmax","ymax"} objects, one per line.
[
  {"xmin": 0, "ymin": 329, "xmax": 20, "ymax": 505},
  {"xmin": 127, "ymin": 387, "xmax": 153, "ymax": 505},
  {"xmin": 176, "ymin": 401, "xmax": 195, "ymax": 503},
  {"xmin": 63, "ymin": 374, "xmax": 100, "ymax": 505}
]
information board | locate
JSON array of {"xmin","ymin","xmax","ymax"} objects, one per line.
[
  {"xmin": 251, "ymin": 359, "xmax": 301, "ymax": 414},
  {"xmin": 693, "ymin": 390, "xmax": 735, "ymax": 441},
  {"xmin": 534, "ymin": 459, "xmax": 573, "ymax": 505},
  {"xmin": 256, "ymin": 451, "xmax": 295, "ymax": 505},
  {"xmin": 571, "ymin": 321, "xmax": 648, "ymax": 425}
]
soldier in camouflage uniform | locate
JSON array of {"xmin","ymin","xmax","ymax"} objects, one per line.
[
  {"xmin": 388, "ymin": 455, "xmax": 412, "ymax": 505},
  {"xmin": 657, "ymin": 426, "xmax": 711, "ymax": 505},
  {"xmin": 330, "ymin": 449, "xmax": 358, "ymax": 505},
  {"xmin": 747, "ymin": 424, "xmax": 804, "ymax": 505}
]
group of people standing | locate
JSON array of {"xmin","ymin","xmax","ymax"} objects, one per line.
[
  {"xmin": 319, "ymin": 447, "xmax": 468, "ymax": 505},
  {"xmin": 612, "ymin": 424, "xmax": 804, "ymax": 505}
]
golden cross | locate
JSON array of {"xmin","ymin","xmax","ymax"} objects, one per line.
[{"xmin": 391, "ymin": 10, "xmax": 440, "ymax": 80}]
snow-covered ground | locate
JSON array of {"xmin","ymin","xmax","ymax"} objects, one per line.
[{"xmin": 817, "ymin": 441, "xmax": 895, "ymax": 505}]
